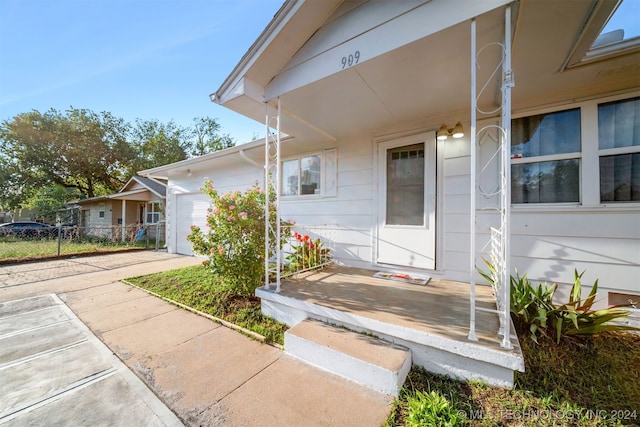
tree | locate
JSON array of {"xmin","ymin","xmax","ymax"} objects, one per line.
[
  {"xmin": 0, "ymin": 108, "xmax": 133, "ymax": 201},
  {"xmin": 25, "ymin": 184, "xmax": 82, "ymax": 223},
  {"xmin": 189, "ymin": 117, "xmax": 235, "ymax": 157},
  {"xmin": 130, "ymin": 119, "xmax": 190, "ymax": 171}
]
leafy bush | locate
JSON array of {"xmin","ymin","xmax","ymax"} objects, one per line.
[
  {"xmin": 187, "ymin": 180, "xmax": 285, "ymax": 296},
  {"xmin": 404, "ymin": 389, "xmax": 463, "ymax": 427},
  {"xmin": 479, "ymin": 261, "xmax": 638, "ymax": 344}
]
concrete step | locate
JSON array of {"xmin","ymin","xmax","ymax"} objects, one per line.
[{"xmin": 284, "ymin": 319, "xmax": 411, "ymax": 396}]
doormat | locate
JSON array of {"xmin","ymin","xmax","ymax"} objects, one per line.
[{"xmin": 373, "ymin": 271, "xmax": 430, "ymax": 286}]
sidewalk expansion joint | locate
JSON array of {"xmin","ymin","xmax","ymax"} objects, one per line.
[
  {"xmin": 0, "ymin": 368, "xmax": 117, "ymax": 423},
  {"xmin": 0, "ymin": 318, "xmax": 72, "ymax": 340},
  {"xmin": 0, "ymin": 339, "xmax": 89, "ymax": 371}
]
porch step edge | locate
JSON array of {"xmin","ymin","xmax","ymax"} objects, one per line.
[{"xmin": 284, "ymin": 319, "xmax": 412, "ymax": 396}]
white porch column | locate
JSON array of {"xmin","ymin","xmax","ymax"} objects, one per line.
[{"xmin": 121, "ymin": 199, "xmax": 126, "ymax": 242}]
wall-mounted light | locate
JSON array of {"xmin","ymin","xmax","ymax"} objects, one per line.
[
  {"xmin": 186, "ymin": 169, "xmax": 193, "ymax": 177},
  {"xmin": 436, "ymin": 122, "xmax": 464, "ymax": 141}
]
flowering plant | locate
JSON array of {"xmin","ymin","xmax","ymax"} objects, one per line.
[
  {"xmin": 187, "ymin": 180, "xmax": 285, "ymax": 295},
  {"xmin": 286, "ymin": 231, "xmax": 331, "ymax": 272}
]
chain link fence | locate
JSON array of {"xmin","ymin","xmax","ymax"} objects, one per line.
[{"xmin": 0, "ymin": 223, "xmax": 166, "ymax": 261}]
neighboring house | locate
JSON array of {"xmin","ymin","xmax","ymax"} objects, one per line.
[
  {"xmin": 70, "ymin": 176, "xmax": 166, "ymax": 241},
  {"xmin": 141, "ymin": 0, "xmax": 639, "ymax": 389},
  {"xmin": 9, "ymin": 208, "xmax": 42, "ymax": 223}
]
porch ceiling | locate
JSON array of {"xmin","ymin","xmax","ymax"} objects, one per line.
[
  {"xmin": 275, "ymin": 10, "xmax": 504, "ymax": 141},
  {"xmin": 219, "ymin": 0, "xmax": 638, "ymax": 143}
]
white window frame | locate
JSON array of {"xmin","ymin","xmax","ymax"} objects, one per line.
[
  {"xmin": 280, "ymin": 149, "xmax": 337, "ymax": 199},
  {"xmin": 597, "ymin": 96, "xmax": 640, "ymax": 204},
  {"xmin": 511, "ymin": 108, "xmax": 582, "ymax": 206},
  {"xmin": 145, "ymin": 202, "xmax": 161, "ymax": 224},
  {"xmin": 512, "ymin": 91, "xmax": 640, "ymax": 209}
]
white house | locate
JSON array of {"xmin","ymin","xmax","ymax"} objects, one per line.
[{"xmin": 141, "ymin": 0, "xmax": 639, "ymax": 391}]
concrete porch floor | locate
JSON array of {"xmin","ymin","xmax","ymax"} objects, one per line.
[{"xmin": 257, "ymin": 264, "xmax": 525, "ymax": 387}]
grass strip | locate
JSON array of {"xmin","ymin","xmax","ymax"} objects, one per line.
[{"xmin": 387, "ymin": 330, "xmax": 639, "ymax": 426}]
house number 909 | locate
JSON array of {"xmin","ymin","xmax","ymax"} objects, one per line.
[{"xmin": 341, "ymin": 51, "xmax": 360, "ymax": 69}]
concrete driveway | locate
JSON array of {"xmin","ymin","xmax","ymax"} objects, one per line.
[
  {"xmin": 0, "ymin": 251, "xmax": 393, "ymax": 426},
  {"xmin": 0, "ymin": 293, "xmax": 182, "ymax": 426}
]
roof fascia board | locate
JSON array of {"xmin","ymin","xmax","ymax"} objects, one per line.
[
  {"xmin": 214, "ymin": 0, "xmax": 304, "ymax": 103},
  {"xmin": 265, "ymin": 0, "xmax": 512, "ymax": 100},
  {"xmin": 561, "ymin": 0, "xmax": 631, "ymax": 70},
  {"xmin": 138, "ymin": 138, "xmax": 267, "ymax": 179},
  {"xmin": 118, "ymin": 176, "xmax": 137, "ymax": 193},
  {"xmin": 218, "ymin": 76, "xmax": 265, "ymax": 105}
]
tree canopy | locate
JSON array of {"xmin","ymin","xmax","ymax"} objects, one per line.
[{"xmin": 0, "ymin": 107, "xmax": 235, "ymax": 212}]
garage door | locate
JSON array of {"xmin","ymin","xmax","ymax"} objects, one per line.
[{"xmin": 175, "ymin": 193, "xmax": 211, "ymax": 255}]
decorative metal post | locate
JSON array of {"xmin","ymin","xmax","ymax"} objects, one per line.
[
  {"xmin": 470, "ymin": 4, "xmax": 514, "ymax": 349},
  {"xmin": 264, "ymin": 98, "xmax": 282, "ymax": 292},
  {"xmin": 468, "ymin": 17, "xmax": 478, "ymax": 342},
  {"xmin": 500, "ymin": 4, "xmax": 514, "ymax": 349}
]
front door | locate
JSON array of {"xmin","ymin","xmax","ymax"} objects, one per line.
[{"xmin": 377, "ymin": 132, "xmax": 436, "ymax": 269}]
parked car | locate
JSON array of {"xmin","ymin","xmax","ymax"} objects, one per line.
[{"xmin": 0, "ymin": 221, "xmax": 57, "ymax": 238}]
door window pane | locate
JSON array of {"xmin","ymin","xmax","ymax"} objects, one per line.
[
  {"xmin": 512, "ymin": 159, "xmax": 580, "ymax": 203},
  {"xmin": 386, "ymin": 143, "xmax": 425, "ymax": 225},
  {"xmin": 600, "ymin": 153, "xmax": 640, "ymax": 202}
]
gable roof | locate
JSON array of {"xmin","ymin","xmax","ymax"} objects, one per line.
[
  {"xmin": 73, "ymin": 176, "xmax": 167, "ymax": 205},
  {"xmin": 120, "ymin": 176, "xmax": 167, "ymax": 199}
]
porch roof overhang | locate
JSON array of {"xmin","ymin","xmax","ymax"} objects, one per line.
[
  {"xmin": 108, "ymin": 189, "xmax": 157, "ymax": 202},
  {"xmin": 212, "ymin": 0, "xmax": 638, "ymax": 144},
  {"xmin": 137, "ymin": 137, "xmax": 269, "ymax": 181}
]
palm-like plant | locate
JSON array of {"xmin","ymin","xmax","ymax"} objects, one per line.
[{"xmin": 479, "ymin": 261, "xmax": 638, "ymax": 344}]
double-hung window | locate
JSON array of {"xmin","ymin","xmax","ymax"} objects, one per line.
[
  {"xmin": 598, "ymin": 97, "xmax": 640, "ymax": 202},
  {"xmin": 511, "ymin": 95, "xmax": 639, "ymax": 206},
  {"xmin": 511, "ymin": 109, "xmax": 581, "ymax": 204},
  {"xmin": 146, "ymin": 202, "xmax": 161, "ymax": 224},
  {"xmin": 282, "ymin": 154, "xmax": 321, "ymax": 196}
]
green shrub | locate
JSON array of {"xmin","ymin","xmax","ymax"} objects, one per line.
[
  {"xmin": 404, "ymin": 389, "xmax": 463, "ymax": 427},
  {"xmin": 187, "ymin": 180, "xmax": 286, "ymax": 296},
  {"xmin": 479, "ymin": 261, "xmax": 638, "ymax": 344}
]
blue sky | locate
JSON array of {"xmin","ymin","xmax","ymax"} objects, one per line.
[
  {"xmin": 0, "ymin": 0, "xmax": 283, "ymax": 144},
  {"xmin": 1, "ymin": 0, "xmax": 638, "ymax": 146}
]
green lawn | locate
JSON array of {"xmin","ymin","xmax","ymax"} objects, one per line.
[
  {"xmin": 0, "ymin": 238, "xmax": 146, "ymax": 262},
  {"xmin": 125, "ymin": 265, "xmax": 639, "ymax": 426}
]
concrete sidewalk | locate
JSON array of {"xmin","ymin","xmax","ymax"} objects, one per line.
[{"xmin": 0, "ymin": 252, "xmax": 393, "ymax": 426}]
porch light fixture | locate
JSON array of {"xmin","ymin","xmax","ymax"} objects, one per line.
[
  {"xmin": 186, "ymin": 169, "xmax": 193, "ymax": 177},
  {"xmin": 437, "ymin": 122, "xmax": 464, "ymax": 141}
]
